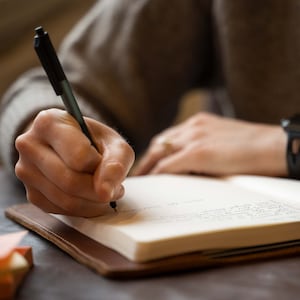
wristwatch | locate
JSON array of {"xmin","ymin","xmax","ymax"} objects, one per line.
[{"xmin": 281, "ymin": 114, "xmax": 300, "ymax": 179}]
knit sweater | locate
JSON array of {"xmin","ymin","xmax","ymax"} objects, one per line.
[{"xmin": 1, "ymin": 0, "xmax": 300, "ymax": 175}]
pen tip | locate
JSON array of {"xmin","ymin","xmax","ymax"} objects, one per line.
[{"xmin": 110, "ymin": 201, "xmax": 117, "ymax": 212}]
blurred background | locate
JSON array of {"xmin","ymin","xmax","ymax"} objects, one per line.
[
  {"xmin": 0, "ymin": 0, "xmax": 95, "ymax": 98},
  {"xmin": 0, "ymin": 0, "xmax": 206, "ymax": 125}
]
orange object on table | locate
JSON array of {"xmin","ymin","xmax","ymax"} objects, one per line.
[{"xmin": 0, "ymin": 231, "xmax": 33, "ymax": 300}]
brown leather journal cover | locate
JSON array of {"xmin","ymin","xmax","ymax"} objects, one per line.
[{"xmin": 5, "ymin": 203, "xmax": 300, "ymax": 279}]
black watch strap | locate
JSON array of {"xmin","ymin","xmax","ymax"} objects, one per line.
[{"xmin": 281, "ymin": 114, "xmax": 300, "ymax": 179}]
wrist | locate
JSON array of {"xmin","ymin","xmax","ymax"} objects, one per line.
[{"xmin": 257, "ymin": 125, "xmax": 287, "ymax": 177}]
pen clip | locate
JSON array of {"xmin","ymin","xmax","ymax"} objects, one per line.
[{"xmin": 34, "ymin": 26, "xmax": 66, "ymax": 95}]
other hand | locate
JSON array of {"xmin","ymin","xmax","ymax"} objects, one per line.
[{"xmin": 133, "ymin": 112, "xmax": 287, "ymax": 177}]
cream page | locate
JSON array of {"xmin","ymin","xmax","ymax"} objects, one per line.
[
  {"xmin": 54, "ymin": 175, "xmax": 300, "ymax": 244},
  {"xmin": 226, "ymin": 175, "xmax": 300, "ymax": 205}
]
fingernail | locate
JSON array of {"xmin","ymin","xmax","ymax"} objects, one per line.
[{"xmin": 115, "ymin": 185, "xmax": 125, "ymax": 199}]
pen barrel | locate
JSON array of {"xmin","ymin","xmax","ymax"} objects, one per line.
[
  {"xmin": 60, "ymin": 80, "xmax": 97, "ymax": 149},
  {"xmin": 34, "ymin": 27, "xmax": 66, "ymax": 95}
]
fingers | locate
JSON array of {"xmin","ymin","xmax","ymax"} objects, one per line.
[
  {"xmin": 31, "ymin": 109, "xmax": 101, "ymax": 173},
  {"xmin": 148, "ymin": 142, "xmax": 213, "ymax": 175},
  {"xmin": 16, "ymin": 134, "xmax": 100, "ymax": 202},
  {"xmin": 25, "ymin": 188, "xmax": 69, "ymax": 215},
  {"xmin": 133, "ymin": 113, "xmax": 227, "ymax": 176},
  {"xmin": 133, "ymin": 134, "xmax": 182, "ymax": 175},
  {"xmin": 26, "ymin": 184, "xmax": 111, "ymax": 217},
  {"xmin": 16, "ymin": 157, "xmax": 110, "ymax": 217},
  {"xmin": 89, "ymin": 120, "xmax": 135, "ymax": 202},
  {"xmin": 149, "ymin": 149, "xmax": 192, "ymax": 174}
]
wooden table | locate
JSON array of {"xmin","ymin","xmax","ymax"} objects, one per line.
[{"xmin": 1, "ymin": 168, "xmax": 299, "ymax": 300}]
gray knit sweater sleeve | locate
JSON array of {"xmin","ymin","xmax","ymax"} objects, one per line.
[
  {"xmin": 0, "ymin": 68, "xmax": 101, "ymax": 175},
  {"xmin": 0, "ymin": 0, "xmax": 212, "ymax": 175}
]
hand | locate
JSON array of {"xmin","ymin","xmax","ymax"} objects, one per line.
[
  {"xmin": 15, "ymin": 108, "xmax": 135, "ymax": 217},
  {"xmin": 133, "ymin": 112, "xmax": 288, "ymax": 177}
]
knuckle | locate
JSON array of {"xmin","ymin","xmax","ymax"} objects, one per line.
[
  {"xmin": 188, "ymin": 112, "xmax": 212, "ymax": 126},
  {"xmin": 15, "ymin": 134, "xmax": 31, "ymax": 153},
  {"xmin": 15, "ymin": 161, "xmax": 27, "ymax": 181},
  {"xmin": 151, "ymin": 134, "xmax": 161, "ymax": 146},
  {"xmin": 32, "ymin": 109, "xmax": 55, "ymax": 133}
]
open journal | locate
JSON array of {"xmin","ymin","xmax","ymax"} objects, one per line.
[{"xmin": 51, "ymin": 174, "xmax": 300, "ymax": 263}]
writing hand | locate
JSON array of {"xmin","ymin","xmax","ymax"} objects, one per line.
[
  {"xmin": 15, "ymin": 108, "xmax": 134, "ymax": 217},
  {"xmin": 133, "ymin": 112, "xmax": 287, "ymax": 177}
]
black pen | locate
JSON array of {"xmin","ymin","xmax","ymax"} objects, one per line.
[{"xmin": 34, "ymin": 26, "xmax": 117, "ymax": 212}]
